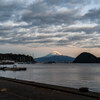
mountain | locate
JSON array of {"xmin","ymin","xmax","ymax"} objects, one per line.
[
  {"xmin": 73, "ymin": 52, "xmax": 98, "ymax": 63},
  {"xmin": 35, "ymin": 51, "xmax": 74, "ymax": 63},
  {"xmin": 46, "ymin": 51, "xmax": 62, "ymax": 57},
  {"xmin": 97, "ymin": 57, "xmax": 100, "ymax": 63}
]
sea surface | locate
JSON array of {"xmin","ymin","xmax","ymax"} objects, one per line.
[{"xmin": 0, "ymin": 63, "xmax": 100, "ymax": 93}]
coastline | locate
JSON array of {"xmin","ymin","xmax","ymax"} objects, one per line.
[{"xmin": 0, "ymin": 77, "xmax": 99, "ymax": 100}]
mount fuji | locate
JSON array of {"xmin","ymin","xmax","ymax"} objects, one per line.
[
  {"xmin": 35, "ymin": 51, "xmax": 74, "ymax": 63},
  {"xmin": 46, "ymin": 51, "xmax": 62, "ymax": 57}
]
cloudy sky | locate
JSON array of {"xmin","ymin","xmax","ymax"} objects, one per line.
[{"xmin": 0, "ymin": 0, "xmax": 100, "ymax": 58}]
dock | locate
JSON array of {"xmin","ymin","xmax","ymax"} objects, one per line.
[
  {"xmin": 0, "ymin": 67, "xmax": 26, "ymax": 71},
  {"xmin": 0, "ymin": 77, "xmax": 100, "ymax": 100}
]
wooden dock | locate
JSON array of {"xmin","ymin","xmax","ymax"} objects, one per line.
[{"xmin": 0, "ymin": 77, "xmax": 100, "ymax": 100}]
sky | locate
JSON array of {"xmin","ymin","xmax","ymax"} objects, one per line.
[{"xmin": 0, "ymin": 0, "xmax": 100, "ymax": 58}]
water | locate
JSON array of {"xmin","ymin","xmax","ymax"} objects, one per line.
[{"xmin": 0, "ymin": 63, "xmax": 100, "ymax": 93}]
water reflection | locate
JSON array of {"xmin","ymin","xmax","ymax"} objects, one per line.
[{"xmin": 0, "ymin": 63, "xmax": 100, "ymax": 92}]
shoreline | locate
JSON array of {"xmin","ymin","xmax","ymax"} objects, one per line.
[{"xmin": 0, "ymin": 77, "xmax": 100, "ymax": 100}]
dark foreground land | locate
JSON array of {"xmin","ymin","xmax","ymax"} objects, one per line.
[{"xmin": 0, "ymin": 77, "xmax": 100, "ymax": 100}]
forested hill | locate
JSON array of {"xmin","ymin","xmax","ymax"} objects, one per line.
[
  {"xmin": 73, "ymin": 52, "xmax": 98, "ymax": 63},
  {"xmin": 0, "ymin": 53, "xmax": 35, "ymax": 63}
]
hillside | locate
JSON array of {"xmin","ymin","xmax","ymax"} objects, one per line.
[
  {"xmin": 0, "ymin": 53, "xmax": 35, "ymax": 63},
  {"xmin": 73, "ymin": 52, "xmax": 98, "ymax": 63}
]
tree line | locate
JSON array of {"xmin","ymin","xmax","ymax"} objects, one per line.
[{"xmin": 0, "ymin": 53, "xmax": 36, "ymax": 63}]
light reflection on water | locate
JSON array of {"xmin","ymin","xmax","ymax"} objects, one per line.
[{"xmin": 0, "ymin": 63, "xmax": 100, "ymax": 92}]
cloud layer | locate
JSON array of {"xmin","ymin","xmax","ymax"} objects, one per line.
[{"xmin": 0, "ymin": 0, "xmax": 100, "ymax": 48}]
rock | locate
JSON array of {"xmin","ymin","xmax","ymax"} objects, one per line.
[{"xmin": 79, "ymin": 87, "xmax": 89, "ymax": 92}]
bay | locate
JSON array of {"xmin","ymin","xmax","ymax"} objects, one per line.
[{"xmin": 0, "ymin": 63, "xmax": 100, "ymax": 93}]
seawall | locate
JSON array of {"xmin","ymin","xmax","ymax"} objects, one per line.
[{"xmin": 0, "ymin": 77, "xmax": 99, "ymax": 100}]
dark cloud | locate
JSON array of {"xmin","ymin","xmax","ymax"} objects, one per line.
[
  {"xmin": 21, "ymin": 1, "xmax": 79, "ymax": 26},
  {"xmin": 80, "ymin": 8, "xmax": 100, "ymax": 24},
  {"xmin": 44, "ymin": 0, "xmax": 90, "ymax": 7},
  {"xmin": 0, "ymin": 0, "xmax": 100, "ymax": 48},
  {"xmin": 0, "ymin": 0, "xmax": 24, "ymax": 22}
]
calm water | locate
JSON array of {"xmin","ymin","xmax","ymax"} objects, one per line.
[{"xmin": 0, "ymin": 63, "xmax": 100, "ymax": 93}]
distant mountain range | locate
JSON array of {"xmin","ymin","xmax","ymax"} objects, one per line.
[
  {"xmin": 0, "ymin": 52, "xmax": 99, "ymax": 63},
  {"xmin": 35, "ymin": 51, "xmax": 74, "ymax": 63}
]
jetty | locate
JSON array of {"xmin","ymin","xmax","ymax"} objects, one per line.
[
  {"xmin": 0, "ymin": 67, "xmax": 26, "ymax": 71},
  {"xmin": 0, "ymin": 77, "xmax": 100, "ymax": 100},
  {"xmin": 0, "ymin": 65, "xmax": 26, "ymax": 71}
]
